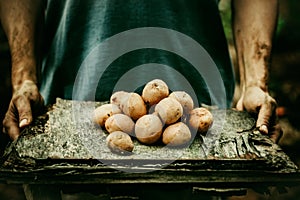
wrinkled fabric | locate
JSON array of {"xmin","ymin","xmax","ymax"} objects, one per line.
[{"xmin": 41, "ymin": 0, "xmax": 234, "ymax": 108}]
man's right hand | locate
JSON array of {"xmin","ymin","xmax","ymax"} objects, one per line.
[
  {"xmin": 0, "ymin": 0, "xmax": 46, "ymax": 140},
  {"xmin": 2, "ymin": 80, "xmax": 44, "ymax": 140}
]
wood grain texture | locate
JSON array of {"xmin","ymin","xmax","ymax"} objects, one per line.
[{"xmin": 0, "ymin": 98, "xmax": 299, "ymax": 190}]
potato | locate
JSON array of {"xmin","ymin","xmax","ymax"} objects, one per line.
[
  {"xmin": 110, "ymin": 91, "xmax": 128, "ymax": 107},
  {"xmin": 135, "ymin": 114, "xmax": 163, "ymax": 145},
  {"xmin": 106, "ymin": 131, "xmax": 134, "ymax": 154},
  {"xmin": 105, "ymin": 114, "xmax": 135, "ymax": 134},
  {"xmin": 155, "ymin": 97, "xmax": 183, "ymax": 125},
  {"xmin": 93, "ymin": 104, "xmax": 122, "ymax": 127},
  {"xmin": 188, "ymin": 107, "xmax": 213, "ymax": 133},
  {"xmin": 162, "ymin": 122, "xmax": 192, "ymax": 147},
  {"xmin": 169, "ymin": 91, "xmax": 194, "ymax": 113},
  {"xmin": 120, "ymin": 92, "xmax": 147, "ymax": 121},
  {"xmin": 142, "ymin": 79, "xmax": 169, "ymax": 106}
]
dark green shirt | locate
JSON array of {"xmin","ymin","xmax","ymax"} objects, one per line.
[{"xmin": 41, "ymin": 0, "xmax": 234, "ymax": 108}]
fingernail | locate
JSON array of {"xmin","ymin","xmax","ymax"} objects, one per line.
[
  {"xmin": 259, "ymin": 125, "xmax": 268, "ymax": 135},
  {"xmin": 19, "ymin": 119, "xmax": 28, "ymax": 127}
]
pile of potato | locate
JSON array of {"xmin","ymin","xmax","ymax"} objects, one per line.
[{"xmin": 93, "ymin": 79, "xmax": 213, "ymax": 155}]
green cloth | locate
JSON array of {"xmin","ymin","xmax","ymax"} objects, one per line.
[{"xmin": 41, "ymin": 0, "xmax": 234, "ymax": 108}]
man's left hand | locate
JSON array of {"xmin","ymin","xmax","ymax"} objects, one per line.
[{"xmin": 236, "ymin": 86, "xmax": 283, "ymax": 143}]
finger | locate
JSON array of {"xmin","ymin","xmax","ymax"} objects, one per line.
[
  {"xmin": 15, "ymin": 96, "xmax": 33, "ymax": 128},
  {"xmin": 6, "ymin": 125, "xmax": 20, "ymax": 141},
  {"xmin": 3, "ymin": 112, "xmax": 20, "ymax": 141},
  {"xmin": 269, "ymin": 123, "xmax": 283, "ymax": 144},
  {"xmin": 256, "ymin": 97, "xmax": 277, "ymax": 135},
  {"xmin": 236, "ymin": 98, "xmax": 244, "ymax": 111}
]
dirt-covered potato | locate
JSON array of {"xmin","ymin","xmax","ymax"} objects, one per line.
[
  {"xmin": 155, "ymin": 97, "xmax": 183, "ymax": 125},
  {"xmin": 135, "ymin": 114, "xmax": 163, "ymax": 145},
  {"xmin": 105, "ymin": 114, "xmax": 135, "ymax": 134},
  {"xmin": 110, "ymin": 91, "xmax": 128, "ymax": 107},
  {"xmin": 162, "ymin": 122, "xmax": 192, "ymax": 147},
  {"xmin": 106, "ymin": 131, "xmax": 134, "ymax": 155},
  {"xmin": 188, "ymin": 107, "xmax": 213, "ymax": 133},
  {"xmin": 169, "ymin": 91, "xmax": 194, "ymax": 113},
  {"xmin": 120, "ymin": 92, "xmax": 147, "ymax": 121},
  {"xmin": 142, "ymin": 79, "xmax": 169, "ymax": 106},
  {"xmin": 93, "ymin": 104, "xmax": 122, "ymax": 127}
]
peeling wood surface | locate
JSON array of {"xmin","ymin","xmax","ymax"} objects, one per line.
[{"xmin": 0, "ymin": 98, "xmax": 299, "ymax": 187}]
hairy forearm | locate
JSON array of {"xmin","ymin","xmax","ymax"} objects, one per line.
[
  {"xmin": 232, "ymin": 0, "xmax": 278, "ymax": 91},
  {"xmin": 0, "ymin": 0, "xmax": 44, "ymax": 91}
]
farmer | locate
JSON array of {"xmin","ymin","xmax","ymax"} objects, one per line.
[{"xmin": 0, "ymin": 0, "xmax": 281, "ymax": 142}]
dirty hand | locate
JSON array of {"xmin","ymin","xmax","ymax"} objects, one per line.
[
  {"xmin": 236, "ymin": 86, "xmax": 282, "ymax": 143},
  {"xmin": 2, "ymin": 80, "xmax": 44, "ymax": 140}
]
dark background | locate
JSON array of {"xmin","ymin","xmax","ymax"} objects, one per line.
[{"xmin": 1, "ymin": 0, "xmax": 300, "ymax": 199}]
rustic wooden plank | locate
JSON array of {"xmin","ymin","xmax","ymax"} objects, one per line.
[
  {"xmin": 0, "ymin": 98, "xmax": 299, "ymax": 189},
  {"xmin": 1, "ymin": 168, "xmax": 300, "ymax": 188}
]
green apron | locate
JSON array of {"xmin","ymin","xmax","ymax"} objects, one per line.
[{"xmin": 41, "ymin": 0, "xmax": 234, "ymax": 108}]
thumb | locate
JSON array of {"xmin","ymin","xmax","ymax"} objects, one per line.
[
  {"xmin": 256, "ymin": 97, "xmax": 277, "ymax": 135},
  {"xmin": 16, "ymin": 97, "xmax": 33, "ymax": 128},
  {"xmin": 236, "ymin": 97, "xmax": 244, "ymax": 111}
]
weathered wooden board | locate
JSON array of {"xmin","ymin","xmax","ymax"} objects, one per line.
[{"xmin": 0, "ymin": 98, "xmax": 299, "ymax": 189}]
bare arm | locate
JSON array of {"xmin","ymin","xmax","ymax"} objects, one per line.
[
  {"xmin": 0, "ymin": 0, "xmax": 44, "ymax": 87},
  {"xmin": 0, "ymin": 0, "xmax": 45, "ymax": 140},
  {"xmin": 232, "ymin": 0, "xmax": 282, "ymax": 142}
]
